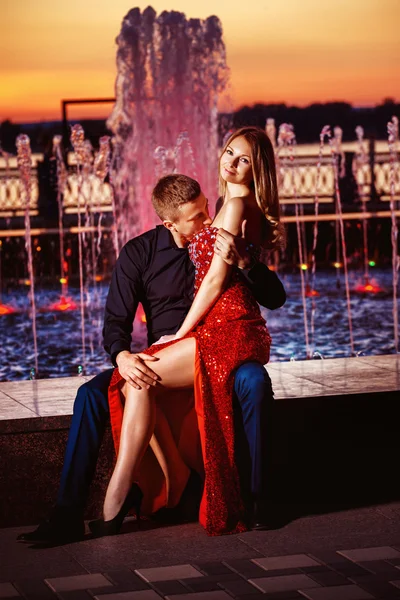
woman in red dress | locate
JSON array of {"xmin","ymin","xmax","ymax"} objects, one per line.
[{"xmin": 91, "ymin": 126, "xmax": 284, "ymax": 537}]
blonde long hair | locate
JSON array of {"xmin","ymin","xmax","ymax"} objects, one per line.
[{"xmin": 219, "ymin": 126, "xmax": 285, "ymax": 249}]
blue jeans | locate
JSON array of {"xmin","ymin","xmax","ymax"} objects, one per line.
[{"xmin": 57, "ymin": 362, "xmax": 273, "ymax": 513}]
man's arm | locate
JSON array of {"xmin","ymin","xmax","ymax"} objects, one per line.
[
  {"xmin": 103, "ymin": 241, "xmax": 160, "ymax": 389},
  {"xmin": 240, "ymin": 262, "xmax": 286, "ymax": 310},
  {"xmin": 102, "ymin": 242, "xmax": 142, "ymax": 363},
  {"xmin": 214, "ymin": 226, "xmax": 286, "ymax": 310}
]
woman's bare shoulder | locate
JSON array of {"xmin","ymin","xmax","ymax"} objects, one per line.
[
  {"xmin": 220, "ymin": 196, "xmax": 249, "ymax": 235},
  {"xmin": 223, "ymin": 195, "xmax": 249, "ymax": 214}
]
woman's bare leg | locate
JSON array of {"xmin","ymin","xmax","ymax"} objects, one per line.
[
  {"xmin": 103, "ymin": 382, "xmax": 156, "ymax": 520},
  {"xmin": 103, "ymin": 337, "xmax": 196, "ymax": 521},
  {"xmin": 150, "ymin": 408, "xmax": 190, "ymax": 507}
]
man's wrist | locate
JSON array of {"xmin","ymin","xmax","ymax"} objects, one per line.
[
  {"xmin": 238, "ymin": 251, "xmax": 257, "ymax": 272},
  {"xmin": 115, "ymin": 350, "xmax": 131, "ymax": 367},
  {"xmin": 238, "ymin": 242, "xmax": 260, "ymax": 272}
]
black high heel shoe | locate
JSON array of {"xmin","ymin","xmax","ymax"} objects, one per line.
[{"xmin": 89, "ymin": 483, "xmax": 143, "ymax": 538}]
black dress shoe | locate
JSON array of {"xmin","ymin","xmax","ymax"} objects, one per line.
[{"xmin": 17, "ymin": 507, "xmax": 85, "ymax": 544}]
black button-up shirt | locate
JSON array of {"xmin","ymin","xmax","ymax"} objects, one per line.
[{"xmin": 103, "ymin": 225, "xmax": 286, "ymax": 365}]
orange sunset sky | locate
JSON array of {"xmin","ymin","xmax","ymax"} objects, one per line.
[{"xmin": 1, "ymin": 0, "xmax": 399, "ymax": 123}]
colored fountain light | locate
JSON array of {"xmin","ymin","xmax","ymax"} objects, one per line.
[
  {"xmin": 354, "ymin": 280, "xmax": 384, "ymax": 294},
  {"xmin": 135, "ymin": 304, "xmax": 147, "ymax": 324},
  {"xmin": 45, "ymin": 296, "xmax": 78, "ymax": 312},
  {"xmin": 0, "ymin": 303, "xmax": 18, "ymax": 316},
  {"xmin": 305, "ymin": 285, "xmax": 320, "ymax": 298}
]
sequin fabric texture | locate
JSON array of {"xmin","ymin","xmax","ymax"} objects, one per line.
[
  {"xmin": 108, "ymin": 226, "xmax": 271, "ymax": 536},
  {"xmin": 188, "ymin": 226, "xmax": 271, "ymax": 535}
]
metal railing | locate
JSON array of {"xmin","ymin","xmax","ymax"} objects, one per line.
[
  {"xmin": 1, "ymin": 152, "xmax": 399, "ymax": 219},
  {"xmin": 354, "ymin": 152, "xmax": 400, "ymax": 202},
  {"xmin": 0, "ymin": 165, "xmax": 39, "ymax": 217}
]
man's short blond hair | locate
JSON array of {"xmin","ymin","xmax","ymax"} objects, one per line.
[{"xmin": 152, "ymin": 174, "xmax": 201, "ymax": 221}]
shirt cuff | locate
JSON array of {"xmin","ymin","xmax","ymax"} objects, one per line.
[
  {"xmin": 110, "ymin": 342, "xmax": 131, "ymax": 367},
  {"xmin": 240, "ymin": 260, "xmax": 263, "ymax": 280}
]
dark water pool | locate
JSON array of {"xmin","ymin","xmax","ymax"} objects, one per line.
[{"xmin": 0, "ymin": 269, "xmax": 398, "ymax": 382}]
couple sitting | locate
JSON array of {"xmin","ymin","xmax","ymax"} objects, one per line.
[{"xmin": 19, "ymin": 126, "xmax": 286, "ymax": 543}]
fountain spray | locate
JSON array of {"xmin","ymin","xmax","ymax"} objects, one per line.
[
  {"xmin": 70, "ymin": 124, "xmax": 87, "ymax": 372},
  {"xmin": 90, "ymin": 134, "xmax": 112, "ymax": 348},
  {"xmin": 266, "ymin": 119, "xmax": 281, "ymax": 272},
  {"xmin": 173, "ymin": 131, "xmax": 198, "ymax": 179},
  {"xmin": 93, "ymin": 135, "xmax": 112, "ymax": 274},
  {"xmin": 83, "ymin": 141, "xmax": 96, "ymax": 292},
  {"xmin": 0, "ymin": 146, "xmax": 17, "ymax": 314},
  {"xmin": 107, "ymin": 7, "xmax": 229, "ymax": 247},
  {"xmin": 278, "ymin": 123, "xmax": 311, "ymax": 358},
  {"xmin": 16, "ymin": 134, "xmax": 38, "ymax": 376},
  {"xmin": 108, "ymin": 139, "xmax": 121, "ymax": 259},
  {"xmin": 329, "ymin": 127, "xmax": 354, "ymax": 356},
  {"xmin": 153, "ymin": 146, "xmax": 169, "ymax": 180},
  {"xmin": 387, "ymin": 116, "xmax": 399, "ymax": 353},
  {"xmin": 266, "ymin": 119, "xmax": 277, "ymax": 152},
  {"xmin": 353, "ymin": 126, "xmax": 371, "ymax": 287},
  {"xmin": 52, "ymin": 135, "xmax": 69, "ymax": 296},
  {"xmin": 309, "ymin": 125, "xmax": 330, "ymax": 349}
]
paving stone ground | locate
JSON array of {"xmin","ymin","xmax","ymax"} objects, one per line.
[{"xmin": 2, "ymin": 503, "xmax": 400, "ymax": 599}]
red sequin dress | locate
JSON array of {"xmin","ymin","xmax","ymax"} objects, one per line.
[{"xmin": 108, "ymin": 226, "xmax": 271, "ymax": 536}]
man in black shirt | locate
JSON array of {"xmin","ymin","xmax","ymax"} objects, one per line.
[{"xmin": 18, "ymin": 175, "xmax": 286, "ymax": 544}]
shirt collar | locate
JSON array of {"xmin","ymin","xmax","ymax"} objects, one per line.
[{"xmin": 156, "ymin": 225, "xmax": 187, "ymax": 252}]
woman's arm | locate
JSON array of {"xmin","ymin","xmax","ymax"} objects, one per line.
[
  {"xmin": 214, "ymin": 227, "xmax": 286, "ymax": 309},
  {"xmin": 175, "ymin": 197, "xmax": 246, "ymax": 339}
]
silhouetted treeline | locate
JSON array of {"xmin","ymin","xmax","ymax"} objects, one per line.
[
  {"xmin": 0, "ymin": 119, "xmax": 112, "ymax": 154},
  {"xmin": 1, "ymin": 99, "xmax": 399, "ymax": 154},
  {"xmin": 230, "ymin": 98, "xmax": 400, "ymax": 143}
]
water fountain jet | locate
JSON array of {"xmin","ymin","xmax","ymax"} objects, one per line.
[
  {"xmin": 16, "ymin": 134, "xmax": 39, "ymax": 375},
  {"xmin": 387, "ymin": 115, "xmax": 400, "ymax": 352},
  {"xmin": 107, "ymin": 6, "xmax": 229, "ymax": 246},
  {"xmin": 278, "ymin": 123, "xmax": 311, "ymax": 358}
]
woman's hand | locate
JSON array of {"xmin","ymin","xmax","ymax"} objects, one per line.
[
  {"xmin": 214, "ymin": 221, "xmax": 253, "ymax": 270},
  {"xmin": 153, "ymin": 334, "xmax": 177, "ymax": 345}
]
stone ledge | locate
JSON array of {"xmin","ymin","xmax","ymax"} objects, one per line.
[
  {"xmin": 1, "ymin": 355, "xmax": 399, "ymax": 527},
  {"xmin": 0, "ymin": 356, "xmax": 399, "ymax": 425}
]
